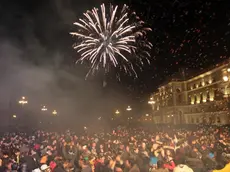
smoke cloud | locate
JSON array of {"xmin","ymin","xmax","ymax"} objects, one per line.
[{"xmin": 0, "ymin": 0, "xmax": 131, "ymax": 130}]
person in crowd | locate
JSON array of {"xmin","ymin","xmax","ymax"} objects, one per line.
[
  {"xmin": 0, "ymin": 126, "xmax": 229, "ymax": 172},
  {"xmin": 151, "ymin": 160, "xmax": 169, "ymax": 172}
]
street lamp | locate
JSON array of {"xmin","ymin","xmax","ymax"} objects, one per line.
[
  {"xmin": 18, "ymin": 96, "xmax": 28, "ymax": 105},
  {"xmin": 223, "ymin": 76, "xmax": 229, "ymax": 82},
  {"xmin": 148, "ymin": 97, "xmax": 155, "ymax": 122},
  {"xmin": 115, "ymin": 110, "xmax": 120, "ymax": 114},
  {"xmin": 41, "ymin": 105, "xmax": 47, "ymax": 111},
  {"xmin": 126, "ymin": 106, "xmax": 132, "ymax": 111},
  {"xmin": 52, "ymin": 110, "xmax": 57, "ymax": 116},
  {"xmin": 148, "ymin": 97, "xmax": 155, "ymax": 105}
]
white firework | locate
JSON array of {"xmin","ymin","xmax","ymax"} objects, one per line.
[{"xmin": 70, "ymin": 3, "xmax": 152, "ymax": 78}]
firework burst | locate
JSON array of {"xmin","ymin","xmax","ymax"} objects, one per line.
[{"xmin": 70, "ymin": 3, "xmax": 152, "ymax": 79}]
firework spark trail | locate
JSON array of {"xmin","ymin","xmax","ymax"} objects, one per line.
[{"xmin": 70, "ymin": 3, "xmax": 152, "ymax": 79}]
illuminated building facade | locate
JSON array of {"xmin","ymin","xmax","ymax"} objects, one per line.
[{"xmin": 150, "ymin": 62, "xmax": 230, "ymax": 125}]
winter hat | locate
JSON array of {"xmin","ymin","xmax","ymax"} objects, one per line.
[
  {"xmin": 40, "ymin": 164, "xmax": 50, "ymax": 171},
  {"xmin": 173, "ymin": 164, "xmax": 194, "ymax": 172},
  {"xmin": 32, "ymin": 168, "xmax": 41, "ymax": 172}
]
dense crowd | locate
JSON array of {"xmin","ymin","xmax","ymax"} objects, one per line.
[{"xmin": 0, "ymin": 126, "xmax": 229, "ymax": 172}]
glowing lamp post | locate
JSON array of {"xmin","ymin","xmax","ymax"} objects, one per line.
[
  {"xmin": 115, "ymin": 110, "xmax": 120, "ymax": 114},
  {"xmin": 126, "ymin": 106, "xmax": 132, "ymax": 111},
  {"xmin": 52, "ymin": 110, "xmax": 57, "ymax": 116},
  {"xmin": 41, "ymin": 106, "xmax": 48, "ymax": 111},
  {"xmin": 223, "ymin": 76, "xmax": 229, "ymax": 82},
  {"xmin": 148, "ymin": 97, "xmax": 155, "ymax": 105},
  {"xmin": 18, "ymin": 96, "xmax": 28, "ymax": 105}
]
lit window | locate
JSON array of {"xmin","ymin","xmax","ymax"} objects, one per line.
[
  {"xmin": 223, "ymin": 76, "xmax": 229, "ymax": 82},
  {"xmin": 217, "ymin": 117, "xmax": 221, "ymax": 123},
  {"xmin": 191, "ymin": 118, "xmax": 194, "ymax": 123}
]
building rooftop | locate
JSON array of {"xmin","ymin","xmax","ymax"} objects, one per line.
[{"xmin": 159, "ymin": 59, "xmax": 230, "ymax": 87}]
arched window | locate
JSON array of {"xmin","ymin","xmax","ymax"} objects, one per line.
[
  {"xmin": 176, "ymin": 88, "xmax": 182, "ymax": 104},
  {"xmin": 191, "ymin": 118, "xmax": 194, "ymax": 123},
  {"xmin": 188, "ymin": 95, "xmax": 191, "ymax": 104},
  {"xmin": 212, "ymin": 77, "xmax": 216, "ymax": 83},
  {"xmin": 207, "ymin": 91, "xmax": 210, "ymax": 101},
  {"xmin": 195, "ymin": 108, "xmax": 199, "ymax": 113},
  {"xmin": 217, "ymin": 117, "xmax": 221, "ymax": 123},
  {"xmin": 200, "ymin": 93, "xmax": 203, "ymax": 103},
  {"xmin": 179, "ymin": 111, "xmax": 183, "ymax": 124},
  {"xmin": 202, "ymin": 117, "xmax": 206, "ymax": 124},
  {"xmin": 209, "ymin": 117, "xmax": 212, "ymax": 124},
  {"xmin": 215, "ymin": 89, "xmax": 222, "ymax": 100}
]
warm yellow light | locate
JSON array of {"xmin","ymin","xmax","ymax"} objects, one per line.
[
  {"xmin": 203, "ymin": 99, "xmax": 207, "ymax": 102},
  {"xmin": 227, "ymin": 68, "xmax": 230, "ymax": 72},
  {"xmin": 52, "ymin": 110, "xmax": 57, "ymax": 115},
  {"xmin": 41, "ymin": 106, "xmax": 47, "ymax": 111},
  {"xmin": 126, "ymin": 106, "xmax": 132, "ymax": 111},
  {"xmin": 210, "ymin": 98, "xmax": 214, "ymax": 101},
  {"xmin": 196, "ymin": 84, "xmax": 199, "ymax": 88},
  {"xmin": 191, "ymin": 102, "xmax": 194, "ymax": 105},
  {"xmin": 196, "ymin": 101, "xmax": 200, "ymax": 104},
  {"xmin": 13, "ymin": 115, "xmax": 17, "ymax": 118},
  {"xmin": 209, "ymin": 80, "xmax": 212, "ymax": 84},
  {"xmin": 223, "ymin": 76, "xmax": 229, "ymax": 82},
  {"xmin": 145, "ymin": 114, "xmax": 149, "ymax": 117},
  {"xmin": 148, "ymin": 97, "xmax": 155, "ymax": 104},
  {"xmin": 202, "ymin": 82, "xmax": 205, "ymax": 86},
  {"xmin": 115, "ymin": 110, "xmax": 120, "ymax": 114},
  {"xmin": 18, "ymin": 96, "xmax": 28, "ymax": 105}
]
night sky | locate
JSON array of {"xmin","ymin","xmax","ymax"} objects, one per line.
[{"xmin": 0, "ymin": 0, "xmax": 230, "ymax": 113}]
